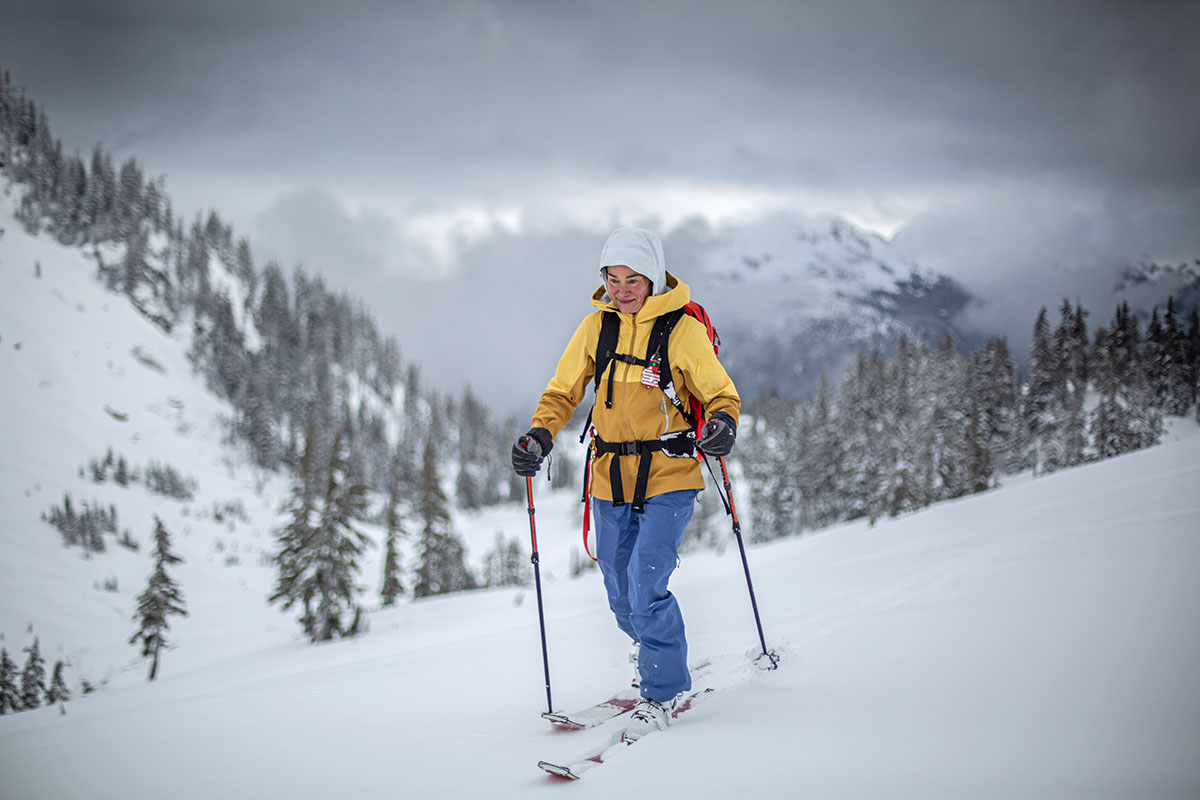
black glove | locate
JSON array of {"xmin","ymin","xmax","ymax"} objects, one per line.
[
  {"xmin": 695, "ymin": 412, "xmax": 736, "ymax": 457},
  {"xmin": 512, "ymin": 427, "xmax": 553, "ymax": 477}
]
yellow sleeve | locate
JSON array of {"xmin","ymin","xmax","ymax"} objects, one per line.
[
  {"xmin": 530, "ymin": 314, "xmax": 600, "ymax": 440},
  {"xmin": 674, "ymin": 316, "xmax": 740, "ymax": 425}
]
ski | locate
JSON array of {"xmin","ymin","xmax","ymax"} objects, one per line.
[
  {"xmin": 538, "ymin": 687, "xmax": 714, "ymax": 780},
  {"xmin": 540, "ymin": 659, "xmax": 712, "ymax": 730},
  {"xmin": 540, "ymin": 688, "xmax": 640, "ymax": 729}
]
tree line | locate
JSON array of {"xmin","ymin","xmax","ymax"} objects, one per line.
[
  {"xmin": 742, "ymin": 297, "xmax": 1199, "ymax": 539},
  {"xmin": 0, "ymin": 633, "xmax": 72, "ymax": 716}
]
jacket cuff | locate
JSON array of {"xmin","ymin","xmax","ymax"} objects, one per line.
[
  {"xmin": 526, "ymin": 427, "xmax": 553, "ymax": 456},
  {"xmin": 710, "ymin": 411, "xmax": 736, "ymax": 433}
]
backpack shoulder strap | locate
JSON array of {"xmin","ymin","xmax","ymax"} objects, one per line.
[
  {"xmin": 592, "ymin": 311, "xmax": 621, "ymax": 391},
  {"xmin": 579, "ymin": 311, "xmax": 622, "ymax": 443},
  {"xmin": 648, "ymin": 309, "xmax": 696, "ymax": 429}
]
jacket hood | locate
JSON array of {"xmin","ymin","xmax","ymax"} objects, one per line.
[{"xmin": 598, "ymin": 227, "xmax": 667, "ymax": 297}]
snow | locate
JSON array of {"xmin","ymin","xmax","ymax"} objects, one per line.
[{"xmin": 3, "ymin": 190, "xmax": 1200, "ymax": 798}]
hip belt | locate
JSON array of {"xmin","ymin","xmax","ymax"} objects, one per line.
[{"xmin": 592, "ymin": 430, "xmax": 695, "ymax": 514}]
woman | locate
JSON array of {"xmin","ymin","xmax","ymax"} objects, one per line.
[{"xmin": 512, "ymin": 227, "xmax": 739, "ymax": 741}]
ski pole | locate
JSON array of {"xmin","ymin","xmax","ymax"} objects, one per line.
[
  {"xmin": 525, "ymin": 476, "xmax": 555, "ymax": 713},
  {"xmin": 717, "ymin": 455, "xmax": 779, "ymax": 670}
]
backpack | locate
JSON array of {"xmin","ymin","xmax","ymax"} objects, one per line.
[{"xmin": 579, "ymin": 300, "xmax": 723, "ymax": 555}]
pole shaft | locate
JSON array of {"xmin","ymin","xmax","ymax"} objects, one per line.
[
  {"xmin": 526, "ymin": 477, "xmax": 554, "ymax": 713},
  {"xmin": 720, "ymin": 457, "xmax": 771, "ymax": 658}
]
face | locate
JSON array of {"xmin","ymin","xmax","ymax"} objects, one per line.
[{"xmin": 605, "ymin": 265, "xmax": 652, "ymax": 314}]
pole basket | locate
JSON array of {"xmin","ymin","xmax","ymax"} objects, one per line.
[{"xmin": 754, "ymin": 649, "xmax": 781, "ymax": 671}]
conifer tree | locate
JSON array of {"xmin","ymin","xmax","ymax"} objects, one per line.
[
  {"xmin": 926, "ymin": 333, "xmax": 971, "ymax": 501},
  {"xmin": 271, "ymin": 419, "xmax": 321, "ymax": 619},
  {"xmin": 481, "ymin": 532, "xmax": 529, "ymax": 588},
  {"xmin": 413, "ymin": 436, "xmax": 477, "ymax": 598},
  {"xmin": 1025, "ymin": 307, "xmax": 1066, "ymax": 474},
  {"xmin": 0, "ymin": 647, "xmax": 20, "ymax": 714},
  {"xmin": 380, "ymin": 460, "xmax": 406, "ymax": 607},
  {"xmin": 838, "ymin": 350, "xmax": 887, "ymax": 521},
  {"xmin": 19, "ymin": 637, "xmax": 46, "ymax": 709},
  {"xmin": 1159, "ymin": 298, "xmax": 1191, "ymax": 416},
  {"xmin": 1054, "ymin": 300, "xmax": 1089, "ymax": 469},
  {"xmin": 744, "ymin": 389, "xmax": 805, "ymax": 537},
  {"xmin": 1185, "ymin": 309, "xmax": 1200, "ymax": 413},
  {"xmin": 129, "ymin": 517, "xmax": 187, "ymax": 681},
  {"xmin": 1090, "ymin": 324, "xmax": 1130, "ymax": 457},
  {"xmin": 270, "ymin": 426, "xmax": 371, "ymax": 642},
  {"xmin": 977, "ymin": 337, "xmax": 1025, "ymax": 473},
  {"xmin": 1145, "ymin": 307, "xmax": 1167, "ymax": 407},
  {"xmin": 46, "ymin": 660, "xmax": 70, "ymax": 705},
  {"xmin": 964, "ymin": 364, "xmax": 993, "ymax": 493},
  {"xmin": 804, "ymin": 376, "xmax": 843, "ymax": 528},
  {"xmin": 1090, "ymin": 305, "xmax": 1162, "ymax": 457}
]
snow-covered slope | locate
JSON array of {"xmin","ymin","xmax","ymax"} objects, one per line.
[{"xmin": 0, "ymin": 185, "xmax": 295, "ymax": 686}]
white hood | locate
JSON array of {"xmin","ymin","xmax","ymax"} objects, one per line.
[{"xmin": 598, "ymin": 227, "xmax": 667, "ymax": 296}]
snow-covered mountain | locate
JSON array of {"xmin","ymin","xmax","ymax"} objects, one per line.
[{"xmin": 674, "ymin": 212, "xmax": 974, "ymax": 401}]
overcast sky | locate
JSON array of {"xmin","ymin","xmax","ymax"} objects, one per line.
[{"xmin": 3, "ymin": 0, "xmax": 1199, "ymax": 415}]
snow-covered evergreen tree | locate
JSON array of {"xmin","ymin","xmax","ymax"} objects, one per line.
[
  {"xmin": 413, "ymin": 436, "xmax": 477, "ymax": 598},
  {"xmin": 270, "ymin": 426, "xmax": 371, "ymax": 642},
  {"xmin": 963, "ymin": 365, "xmax": 993, "ymax": 494},
  {"xmin": 1185, "ymin": 308, "xmax": 1200, "ymax": 416},
  {"xmin": 839, "ymin": 349, "xmax": 887, "ymax": 521},
  {"xmin": 380, "ymin": 459, "xmax": 406, "ymax": 607},
  {"xmin": 129, "ymin": 516, "xmax": 188, "ymax": 681},
  {"xmin": 976, "ymin": 337, "xmax": 1024, "ymax": 474},
  {"xmin": 1025, "ymin": 307, "xmax": 1064, "ymax": 475},
  {"xmin": 1150, "ymin": 298, "xmax": 1192, "ymax": 416},
  {"xmin": 0, "ymin": 646, "xmax": 20, "ymax": 714},
  {"xmin": 803, "ymin": 377, "xmax": 843, "ymax": 528},
  {"xmin": 1054, "ymin": 300, "xmax": 1089, "ymax": 469},
  {"xmin": 1090, "ymin": 305, "xmax": 1162, "ymax": 458},
  {"xmin": 481, "ymin": 532, "xmax": 529, "ymax": 588},
  {"xmin": 925, "ymin": 333, "xmax": 972, "ymax": 502},
  {"xmin": 46, "ymin": 660, "xmax": 70, "ymax": 705},
  {"xmin": 19, "ymin": 637, "xmax": 46, "ymax": 710},
  {"xmin": 744, "ymin": 391, "xmax": 801, "ymax": 539}
]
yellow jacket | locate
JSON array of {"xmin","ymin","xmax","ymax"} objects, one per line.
[{"xmin": 531, "ymin": 272, "xmax": 740, "ymax": 502}]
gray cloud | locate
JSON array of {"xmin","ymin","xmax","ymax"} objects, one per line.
[
  {"xmin": 3, "ymin": 0, "xmax": 1199, "ymax": 409},
  {"xmin": 10, "ymin": 0, "xmax": 1196, "ymax": 196}
]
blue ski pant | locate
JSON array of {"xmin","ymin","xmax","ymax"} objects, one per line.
[{"xmin": 592, "ymin": 489, "xmax": 697, "ymax": 703}]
